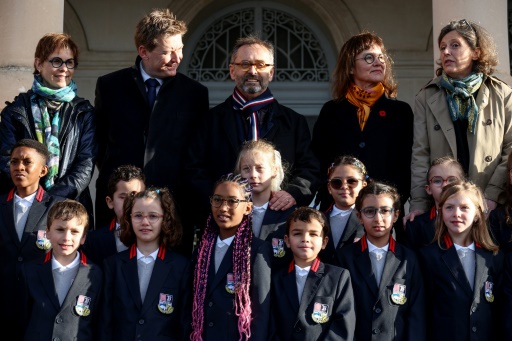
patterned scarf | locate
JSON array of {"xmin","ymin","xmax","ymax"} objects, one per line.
[
  {"xmin": 31, "ymin": 75, "xmax": 77, "ymax": 189},
  {"xmin": 232, "ymin": 87, "xmax": 275, "ymax": 141},
  {"xmin": 439, "ymin": 71, "xmax": 483, "ymax": 134},
  {"xmin": 346, "ymin": 83, "xmax": 385, "ymax": 131}
]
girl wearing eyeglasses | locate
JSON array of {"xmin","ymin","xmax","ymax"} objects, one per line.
[
  {"xmin": 100, "ymin": 187, "xmax": 191, "ymax": 341},
  {"xmin": 337, "ymin": 181, "xmax": 426, "ymax": 341},
  {"xmin": 0, "ymin": 33, "xmax": 96, "ymax": 229},
  {"xmin": 190, "ymin": 173, "xmax": 272, "ymax": 341},
  {"xmin": 418, "ymin": 180, "xmax": 504, "ymax": 340},
  {"xmin": 311, "ymin": 32, "xmax": 413, "ymax": 245},
  {"xmin": 318, "ymin": 155, "xmax": 368, "ymax": 265},
  {"xmin": 405, "ymin": 156, "xmax": 465, "ymax": 251}
]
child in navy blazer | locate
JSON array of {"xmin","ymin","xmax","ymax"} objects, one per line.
[
  {"xmin": 190, "ymin": 173, "xmax": 272, "ymax": 341},
  {"xmin": 81, "ymin": 164, "xmax": 145, "ymax": 265},
  {"xmin": 20, "ymin": 200, "xmax": 102, "ymax": 341},
  {"xmin": 270, "ymin": 207, "xmax": 355, "ymax": 340},
  {"xmin": 235, "ymin": 139, "xmax": 295, "ymax": 269},
  {"xmin": 319, "ymin": 155, "xmax": 367, "ymax": 265},
  {"xmin": 0, "ymin": 139, "xmax": 64, "ymax": 339},
  {"xmin": 418, "ymin": 180, "xmax": 504, "ymax": 340},
  {"xmin": 337, "ymin": 181, "xmax": 426, "ymax": 340},
  {"xmin": 405, "ymin": 156, "xmax": 465, "ymax": 251},
  {"xmin": 100, "ymin": 187, "xmax": 191, "ymax": 341}
]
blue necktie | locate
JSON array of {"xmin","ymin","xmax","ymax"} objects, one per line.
[{"xmin": 145, "ymin": 78, "xmax": 159, "ymax": 109}]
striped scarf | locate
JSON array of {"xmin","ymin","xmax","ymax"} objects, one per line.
[
  {"xmin": 31, "ymin": 75, "xmax": 77, "ymax": 189},
  {"xmin": 232, "ymin": 87, "xmax": 275, "ymax": 141},
  {"xmin": 439, "ymin": 71, "xmax": 483, "ymax": 134}
]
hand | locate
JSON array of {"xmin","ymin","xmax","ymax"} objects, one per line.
[
  {"xmin": 269, "ymin": 190, "xmax": 296, "ymax": 211},
  {"xmin": 402, "ymin": 209, "xmax": 425, "ymax": 226},
  {"xmin": 485, "ymin": 199, "xmax": 497, "ymax": 218}
]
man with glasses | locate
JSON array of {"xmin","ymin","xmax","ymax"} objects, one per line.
[
  {"xmin": 187, "ymin": 35, "xmax": 319, "ymax": 229},
  {"xmin": 94, "ymin": 9, "xmax": 208, "ymax": 256}
]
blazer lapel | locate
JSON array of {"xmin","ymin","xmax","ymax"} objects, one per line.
[
  {"xmin": 297, "ymin": 263, "xmax": 324, "ymax": 317},
  {"xmin": 62, "ymin": 263, "xmax": 93, "ymax": 309},
  {"xmin": 427, "ymin": 90, "xmax": 457, "ymax": 154},
  {"xmin": 223, "ymin": 104, "xmax": 243, "ymax": 154},
  {"xmin": 441, "ymin": 247, "xmax": 473, "ymax": 297},
  {"xmin": 355, "ymin": 248, "xmax": 379, "ymax": 297},
  {"xmin": 40, "ymin": 260, "xmax": 61, "ymax": 311},
  {"xmin": 337, "ymin": 211, "xmax": 361, "ymax": 248},
  {"xmin": 121, "ymin": 254, "xmax": 143, "ymax": 309},
  {"xmin": 208, "ymin": 244, "xmax": 234, "ymax": 293},
  {"xmin": 0, "ymin": 199, "xmax": 20, "ymax": 247},
  {"xmin": 141, "ymin": 253, "xmax": 173, "ymax": 314},
  {"xmin": 378, "ymin": 249, "xmax": 400, "ymax": 297},
  {"xmin": 282, "ymin": 267, "xmax": 300, "ymax": 312},
  {"xmin": 472, "ymin": 247, "xmax": 490, "ymax": 303},
  {"xmin": 259, "ymin": 209, "xmax": 283, "ymax": 240}
]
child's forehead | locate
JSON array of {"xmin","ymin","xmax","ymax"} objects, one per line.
[
  {"xmin": 214, "ymin": 182, "xmax": 245, "ymax": 197},
  {"xmin": 289, "ymin": 219, "xmax": 323, "ymax": 231},
  {"xmin": 11, "ymin": 146, "xmax": 43, "ymax": 159},
  {"xmin": 429, "ymin": 163, "xmax": 462, "ymax": 177},
  {"xmin": 115, "ymin": 178, "xmax": 145, "ymax": 193},
  {"xmin": 362, "ymin": 193, "xmax": 394, "ymax": 205},
  {"xmin": 49, "ymin": 217, "xmax": 85, "ymax": 230},
  {"xmin": 241, "ymin": 150, "xmax": 273, "ymax": 163}
]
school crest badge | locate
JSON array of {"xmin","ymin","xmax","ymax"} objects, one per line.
[
  {"xmin": 272, "ymin": 238, "xmax": 285, "ymax": 258},
  {"xmin": 75, "ymin": 295, "xmax": 91, "ymax": 316},
  {"xmin": 391, "ymin": 283, "xmax": 407, "ymax": 305},
  {"xmin": 311, "ymin": 302, "xmax": 329, "ymax": 323},
  {"xmin": 35, "ymin": 230, "xmax": 51, "ymax": 250},
  {"xmin": 485, "ymin": 281, "xmax": 494, "ymax": 303},
  {"xmin": 158, "ymin": 293, "xmax": 174, "ymax": 314},
  {"xmin": 225, "ymin": 273, "xmax": 235, "ymax": 294}
]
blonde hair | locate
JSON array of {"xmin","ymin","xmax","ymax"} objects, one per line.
[{"xmin": 435, "ymin": 180, "xmax": 498, "ymax": 254}]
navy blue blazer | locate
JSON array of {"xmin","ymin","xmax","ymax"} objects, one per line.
[
  {"xmin": 20, "ymin": 252, "xmax": 103, "ymax": 341},
  {"xmin": 488, "ymin": 205, "xmax": 512, "ymax": 253},
  {"xmin": 81, "ymin": 218, "xmax": 121, "ymax": 267},
  {"xmin": 0, "ymin": 187, "xmax": 63, "ymax": 338},
  {"xmin": 418, "ymin": 234, "xmax": 505, "ymax": 340},
  {"xmin": 405, "ymin": 207, "xmax": 436, "ymax": 251},
  {"xmin": 100, "ymin": 244, "xmax": 191, "ymax": 341},
  {"xmin": 337, "ymin": 236, "xmax": 426, "ymax": 341},
  {"xmin": 270, "ymin": 258, "xmax": 355, "ymax": 340},
  {"xmin": 194, "ymin": 237, "xmax": 272, "ymax": 341},
  {"xmin": 319, "ymin": 205, "xmax": 364, "ymax": 265}
]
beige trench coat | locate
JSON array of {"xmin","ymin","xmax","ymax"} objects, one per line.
[{"xmin": 410, "ymin": 74, "xmax": 512, "ymax": 212}]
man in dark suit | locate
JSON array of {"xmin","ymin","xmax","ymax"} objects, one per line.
[
  {"xmin": 186, "ymin": 35, "xmax": 319, "ymax": 227},
  {"xmin": 94, "ymin": 9, "xmax": 209, "ymax": 256}
]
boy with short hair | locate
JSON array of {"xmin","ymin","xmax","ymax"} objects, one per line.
[
  {"xmin": 0, "ymin": 138, "xmax": 64, "ymax": 339},
  {"xmin": 20, "ymin": 199, "xmax": 102, "ymax": 340},
  {"xmin": 81, "ymin": 164, "xmax": 145, "ymax": 265},
  {"xmin": 270, "ymin": 207, "xmax": 355, "ymax": 340}
]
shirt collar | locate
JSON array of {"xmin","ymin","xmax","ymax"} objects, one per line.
[
  {"xmin": 331, "ymin": 204, "xmax": 354, "ymax": 217},
  {"xmin": 136, "ymin": 247, "xmax": 159, "ymax": 261},
  {"xmin": 216, "ymin": 235, "xmax": 235, "ymax": 247},
  {"xmin": 52, "ymin": 251, "xmax": 81, "ymax": 271},
  {"xmin": 14, "ymin": 191, "xmax": 37, "ymax": 206},
  {"xmin": 367, "ymin": 239, "xmax": 389, "ymax": 253},
  {"xmin": 294, "ymin": 264, "xmax": 311, "ymax": 276},
  {"xmin": 454, "ymin": 242, "xmax": 475, "ymax": 251},
  {"xmin": 254, "ymin": 202, "xmax": 269, "ymax": 211},
  {"xmin": 139, "ymin": 61, "xmax": 163, "ymax": 85}
]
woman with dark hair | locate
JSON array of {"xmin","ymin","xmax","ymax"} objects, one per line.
[
  {"xmin": 408, "ymin": 19, "xmax": 512, "ymax": 222},
  {"xmin": 312, "ymin": 31, "xmax": 413, "ymax": 242},
  {"xmin": 0, "ymin": 33, "xmax": 96, "ymax": 225}
]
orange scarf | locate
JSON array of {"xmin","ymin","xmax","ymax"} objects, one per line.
[{"xmin": 346, "ymin": 83, "xmax": 385, "ymax": 131}]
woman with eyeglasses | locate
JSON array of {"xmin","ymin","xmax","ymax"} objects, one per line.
[
  {"xmin": 409, "ymin": 19, "xmax": 512, "ymax": 223},
  {"xmin": 312, "ymin": 31, "xmax": 413, "ymax": 244},
  {"xmin": 0, "ymin": 33, "xmax": 96, "ymax": 227}
]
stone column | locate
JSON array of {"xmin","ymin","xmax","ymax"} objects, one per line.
[
  {"xmin": 432, "ymin": 0, "xmax": 511, "ymax": 84},
  {"xmin": 0, "ymin": 0, "xmax": 64, "ymax": 110}
]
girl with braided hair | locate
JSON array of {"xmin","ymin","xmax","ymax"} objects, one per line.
[{"xmin": 190, "ymin": 173, "xmax": 272, "ymax": 341}]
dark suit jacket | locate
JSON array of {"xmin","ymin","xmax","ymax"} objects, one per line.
[
  {"xmin": 270, "ymin": 258, "xmax": 355, "ymax": 340},
  {"xmin": 94, "ymin": 56, "xmax": 209, "ymax": 228},
  {"xmin": 257, "ymin": 206, "xmax": 295, "ymax": 270},
  {"xmin": 405, "ymin": 207, "xmax": 436, "ymax": 251},
  {"xmin": 196, "ymin": 237, "xmax": 272, "ymax": 341},
  {"xmin": 337, "ymin": 236, "xmax": 426, "ymax": 341},
  {"xmin": 418, "ymin": 235, "xmax": 504, "ymax": 340},
  {"xmin": 0, "ymin": 187, "xmax": 63, "ymax": 338},
  {"xmin": 186, "ymin": 96, "xmax": 320, "ymax": 223},
  {"xmin": 319, "ymin": 206, "xmax": 364, "ymax": 265},
  {"xmin": 488, "ymin": 205, "xmax": 512, "ymax": 253},
  {"xmin": 100, "ymin": 244, "xmax": 191, "ymax": 341},
  {"xmin": 20, "ymin": 252, "xmax": 103, "ymax": 341},
  {"xmin": 80, "ymin": 218, "xmax": 120, "ymax": 267}
]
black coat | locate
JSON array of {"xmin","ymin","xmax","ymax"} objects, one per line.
[
  {"xmin": 404, "ymin": 207, "xmax": 436, "ymax": 251},
  {"xmin": 80, "ymin": 218, "xmax": 120, "ymax": 267},
  {"xmin": 94, "ymin": 56, "xmax": 209, "ymax": 228},
  {"xmin": 186, "ymin": 96, "xmax": 320, "ymax": 223}
]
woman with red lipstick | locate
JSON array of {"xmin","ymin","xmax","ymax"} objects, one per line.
[
  {"xmin": 418, "ymin": 180, "xmax": 504, "ymax": 340},
  {"xmin": 0, "ymin": 33, "xmax": 96, "ymax": 227},
  {"xmin": 312, "ymin": 32, "xmax": 413, "ymax": 244},
  {"xmin": 409, "ymin": 20, "xmax": 512, "ymax": 224}
]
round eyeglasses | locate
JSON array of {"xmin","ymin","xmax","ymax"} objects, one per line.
[
  {"xmin": 48, "ymin": 57, "xmax": 77, "ymax": 69},
  {"xmin": 328, "ymin": 178, "xmax": 362, "ymax": 190},
  {"xmin": 231, "ymin": 60, "xmax": 274, "ymax": 71},
  {"xmin": 355, "ymin": 53, "xmax": 387, "ymax": 64},
  {"xmin": 360, "ymin": 206, "xmax": 395, "ymax": 219},
  {"xmin": 429, "ymin": 176, "xmax": 459, "ymax": 187},
  {"xmin": 210, "ymin": 195, "xmax": 249, "ymax": 209},
  {"xmin": 131, "ymin": 213, "xmax": 163, "ymax": 223}
]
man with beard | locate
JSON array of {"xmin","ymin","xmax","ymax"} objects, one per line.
[
  {"xmin": 94, "ymin": 9, "xmax": 208, "ymax": 256},
  {"xmin": 186, "ymin": 35, "xmax": 319, "ymax": 229}
]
